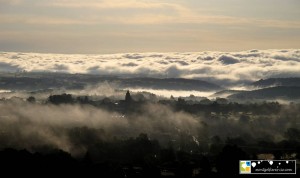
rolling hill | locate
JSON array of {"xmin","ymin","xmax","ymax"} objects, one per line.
[
  {"xmin": 251, "ymin": 78, "xmax": 300, "ymax": 88},
  {"xmin": 0, "ymin": 72, "xmax": 222, "ymax": 92},
  {"xmin": 228, "ymin": 86, "xmax": 300, "ymax": 100}
]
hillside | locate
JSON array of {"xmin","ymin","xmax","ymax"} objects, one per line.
[
  {"xmin": 251, "ymin": 78, "xmax": 300, "ymax": 88},
  {"xmin": 211, "ymin": 90, "xmax": 244, "ymax": 98},
  {"xmin": 228, "ymin": 86, "xmax": 300, "ymax": 100},
  {"xmin": 0, "ymin": 72, "xmax": 222, "ymax": 92}
]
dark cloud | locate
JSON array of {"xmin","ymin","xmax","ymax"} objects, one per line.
[
  {"xmin": 122, "ymin": 62, "xmax": 138, "ymax": 67},
  {"xmin": 218, "ymin": 55, "xmax": 239, "ymax": 65},
  {"xmin": 0, "ymin": 62, "xmax": 22, "ymax": 72},
  {"xmin": 135, "ymin": 67, "xmax": 158, "ymax": 77},
  {"xmin": 87, "ymin": 66, "xmax": 101, "ymax": 74},
  {"xmin": 273, "ymin": 55, "xmax": 300, "ymax": 62},
  {"xmin": 74, "ymin": 60, "xmax": 83, "ymax": 64},
  {"xmin": 166, "ymin": 65, "xmax": 181, "ymax": 78},
  {"xmin": 165, "ymin": 56, "xmax": 180, "ymax": 60},
  {"xmin": 177, "ymin": 61, "xmax": 189, "ymax": 66},
  {"xmin": 123, "ymin": 54, "xmax": 144, "ymax": 59},
  {"xmin": 191, "ymin": 67, "xmax": 212, "ymax": 74},
  {"xmin": 10, "ymin": 55, "xmax": 20, "ymax": 59},
  {"xmin": 280, "ymin": 50, "xmax": 288, "ymax": 53},
  {"xmin": 157, "ymin": 61, "xmax": 169, "ymax": 65},
  {"xmin": 148, "ymin": 54, "xmax": 163, "ymax": 58},
  {"xmin": 52, "ymin": 64, "xmax": 69, "ymax": 71},
  {"xmin": 250, "ymin": 49, "xmax": 259, "ymax": 53}
]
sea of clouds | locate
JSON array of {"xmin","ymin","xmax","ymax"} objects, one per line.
[{"xmin": 1, "ymin": 49, "xmax": 300, "ymax": 82}]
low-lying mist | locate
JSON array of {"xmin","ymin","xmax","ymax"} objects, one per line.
[
  {"xmin": 128, "ymin": 88, "xmax": 215, "ymax": 98},
  {"xmin": 0, "ymin": 100, "xmax": 200, "ymax": 156},
  {"xmin": 0, "ymin": 98, "xmax": 299, "ymax": 157}
]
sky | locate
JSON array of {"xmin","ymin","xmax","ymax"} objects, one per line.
[{"xmin": 0, "ymin": 0, "xmax": 300, "ymax": 54}]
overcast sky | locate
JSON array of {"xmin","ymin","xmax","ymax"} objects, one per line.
[{"xmin": 1, "ymin": 0, "xmax": 300, "ymax": 54}]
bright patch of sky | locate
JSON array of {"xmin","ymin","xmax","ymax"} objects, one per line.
[{"xmin": 0, "ymin": 0, "xmax": 299, "ymax": 53}]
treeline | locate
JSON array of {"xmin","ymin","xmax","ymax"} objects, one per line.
[
  {"xmin": 0, "ymin": 93, "xmax": 299, "ymax": 177},
  {"xmin": 0, "ymin": 129, "xmax": 299, "ymax": 177},
  {"xmin": 0, "ymin": 133, "xmax": 254, "ymax": 177},
  {"xmin": 43, "ymin": 93, "xmax": 288, "ymax": 115}
]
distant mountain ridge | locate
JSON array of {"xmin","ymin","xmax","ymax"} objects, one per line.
[
  {"xmin": 228, "ymin": 86, "xmax": 300, "ymax": 100},
  {"xmin": 210, "ymin": 90, "xmax": 244, "ymax": 98},
  {"xmin": 0, "ymin": 72, "xmax": 222, "ymax": 92},
  {"xmin": 251, "ymin": 78, "xmax": 300, "ymax": 88},
  {"xmin": 119, "ymin": 78, "xmax": 222, "ymax": 91}
]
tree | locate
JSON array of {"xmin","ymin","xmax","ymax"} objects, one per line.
[
  {"xmin": 48, "ymin": 93, "xmax": 73, "ymax": 104},
  {"xmin": 125, "ymin": 90, "xmax": 132, "ymax": 103},
  {"xmin": 284, "ymin": 128, "xmax": 300, "ymax": 141},
  {"xmin": 26, "ymin": 96, "xmax": 36, "ymax": 103},
  {"xmin": 216, "ymin": 145, "xmax": 249, "ymax": 176},
  {"xmin": 170, "ymin": 95, "xmax": 175, "ymax": 100},
  {"xmin": 177, "ymin": 97, "xmax": 186, "ymax": 104}
]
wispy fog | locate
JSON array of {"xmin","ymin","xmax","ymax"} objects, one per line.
[
  {"xmin": 127, "ymin": 88, "xmax": 215, "ymax": 98},
  {"xmin": 0, "ymin": 99, "xmax": 298, "ymax": 156},
  {"xmin": 0, "ymin": 101, "xmax": 200, "ymax": 156}
]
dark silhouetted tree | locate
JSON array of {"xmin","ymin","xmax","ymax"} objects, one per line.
[
  {"xmin": 216, "ymin": 145, "xmax": 249, "ymax": 176},
  {"xmin": 48, "ymin": 93, "xmax": 73, "ymax": 104},
  {"xmin": 27, "ymin": 96, "xmax": 36, "ymax": 103},
  {"xmin": 284, "ymin": 128, "xmax": 300, "ymax": 141},
  {"xmin": 125, "ymin": 90, "xmax": 132, "ymax": 103}
]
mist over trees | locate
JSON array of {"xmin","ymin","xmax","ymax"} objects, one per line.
[{"xmin": 0, "ymin": 91, "xmax": 299, "ymax": 177}]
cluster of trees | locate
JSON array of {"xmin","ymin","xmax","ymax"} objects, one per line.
[
  {"xmin": 0, "ymin": 133, "xmax": 253, "ymax": 177},
  {"xmin": 43, "ymin": 93, "xmax": 285, "ymax": 116},
  {"xmin": 1, "ymin": 127, "xmax": 299, "ymax": 177},
  {"xmin": 1, "ymin": 92, "xmax": 298, "ymax": 177}
]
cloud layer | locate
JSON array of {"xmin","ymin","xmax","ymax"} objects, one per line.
[{"xmin": 0, "ymin": 49, "xmax": 300, "ymax": 83}]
